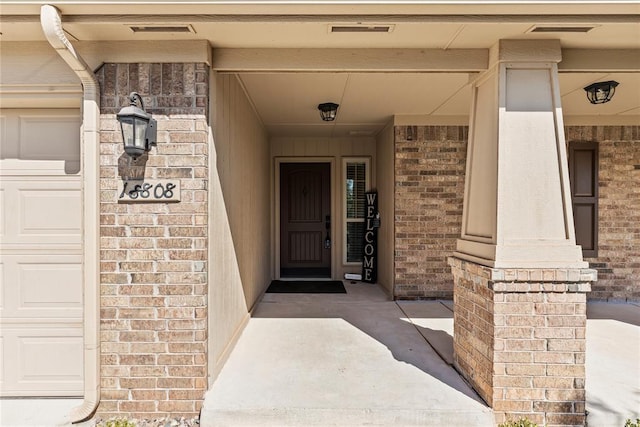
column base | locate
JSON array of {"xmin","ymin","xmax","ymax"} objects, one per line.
[{"xmin": 449, "ymin": 257, "xmax": 596, "ymax": 426}]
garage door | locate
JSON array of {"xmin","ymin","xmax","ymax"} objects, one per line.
[{"xmin": 0, "ymin": 109, "xmax": 83, "ymax": 396}]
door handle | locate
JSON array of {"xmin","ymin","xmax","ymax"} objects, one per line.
[{"xmin": 324, "ymin": 215, "xmax": 331, "ymax": 249}]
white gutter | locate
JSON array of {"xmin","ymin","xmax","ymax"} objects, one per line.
[{"xmin": 41, "ymin": 4, "xmax": 101, "ymax": 423}]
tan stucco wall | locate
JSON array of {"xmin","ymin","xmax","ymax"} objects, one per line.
[
  {"xmin": 270, "ymin": 136, "xmax": 376, "ymax": 280},
  {"xmin": 0, "ymin": 42, "xmax": 79, "ymax": 86},
  {"xmin": 375, "ymin": 122, "xmax": 395, "ymax": 296},
  {"xmin": 0, "ymin": 42, "xmax": 81, "ymax": 108},
  {"xmin": 208, "ymin": 72, "xmax": 271, "ymax": 380}
]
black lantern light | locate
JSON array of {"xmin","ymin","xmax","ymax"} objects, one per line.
[
  {"xmin": 583, "ymin": 80, "xmax": 619, "ymax": 105},
  {"xmin": 318, "ymin": 102, "xmax": 339, "ymax": 122},
  {"xmin": 116, "ymin": 92, "xmax": 157, "ymax": 158}
]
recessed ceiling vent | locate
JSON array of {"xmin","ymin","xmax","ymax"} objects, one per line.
[
  {"xmin": 348, "ymin": 130, "xmax": 375, "ymax": 136},
  {"xmin": 528, "ymin": 25, "xmax": 595, "ymax": 33},
  {"xmin": 330, "ymin": 24, "xmax": 393, "ymax": 33},
  {"xmin": 130, "ymin": 25, "xmax": 195, "ymax": 33}
]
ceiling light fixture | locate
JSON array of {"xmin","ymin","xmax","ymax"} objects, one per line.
[
  {"xmin": 583, "ymin": 80, "xmax": 619, "ymax": 104},
  {"xmin": 318, "ymin": 102, "xmax": 339, "ymax": 122}
]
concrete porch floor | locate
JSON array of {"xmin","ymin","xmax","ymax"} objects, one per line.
[{"xmin": 200, "ymin": 283, "xmax": 494, "ymax": 427}]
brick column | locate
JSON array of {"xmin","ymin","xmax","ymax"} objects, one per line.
[
  {"xmin": 96, "ymin": 63, "xmax": 209, "ymax": 418},
  {"xmin": 450, "ymin": 258, "xmax": 595, "ymax": 426}
]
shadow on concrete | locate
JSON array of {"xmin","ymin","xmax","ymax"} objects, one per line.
[
  {"xmin": 396, "ymin": 301, "xmax": 455, "ymax": 366},
  {"xmin": 412, "ymin": 325, "xmax": 455, "ymax": 366},
  {"xmin": 253, "ymin": 291, "xmax": 485, "ymax": 405}
]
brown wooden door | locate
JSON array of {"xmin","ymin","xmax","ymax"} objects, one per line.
[
  {"xmin": 280, "ymin": 163, "xmax": 331, "ymax": 278},
  {"xmin": 568, "ymin": 141, "xmax": 598, "ymax": 258}
]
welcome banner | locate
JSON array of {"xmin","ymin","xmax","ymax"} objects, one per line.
[{"xmin": 362, "ymin": 191, "xmax": 379, "ymax": 283}]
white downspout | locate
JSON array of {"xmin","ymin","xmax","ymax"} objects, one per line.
[{"xmin": 41, "ymin": 4, "xmax": 100, "ymax": 423}]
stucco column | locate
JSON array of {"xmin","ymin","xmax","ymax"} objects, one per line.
[
  {"xmin": 451, "ymin": 40, "xmax": 596, "ymax": 426},
  {"xmin": 455, "ymin": 39, "xmax": 585, "ymax": 269}
]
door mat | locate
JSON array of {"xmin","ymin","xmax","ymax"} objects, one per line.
[{"xmin": 266, "ymin": 280, "xmax": 346, "ymax": 294}]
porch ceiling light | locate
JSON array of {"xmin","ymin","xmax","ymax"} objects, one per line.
[
  {"xmin": 117, "ymin": 92, "xmax": 157, "ymax": 159},
  {"xmin": 583, "ymin": 80, "xmax": 619, "ymax": 105},
  {"xmin": 318, "ymin": 102, "xmax": 339, "ymax": 122}
]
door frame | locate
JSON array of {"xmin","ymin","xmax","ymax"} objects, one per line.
[{"xmin": 273, "ymin": 157, "xmax": 336, "ymax": 280}]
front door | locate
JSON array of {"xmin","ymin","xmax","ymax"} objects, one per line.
[{"xmin": 280, "ymin": 163, "xmax": 331, "ymax": 278}]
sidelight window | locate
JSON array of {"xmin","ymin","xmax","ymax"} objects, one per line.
[{"xmin": 343, "ymin": 158, "xmax": 370, "ymax": 264}]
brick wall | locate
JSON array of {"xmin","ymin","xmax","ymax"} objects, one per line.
[
  {"xmin": 450, "ymin": 258, "xmax": 594, "ymax": 426},
  {"xmin": 566, "ymin": 126, "xmax": 640, "ymax": 302},
  {"xmin": 394, "ymin": 125, "xmax": 638, "ymax": 302},
  {"xmin": 394, "ymin": 125, "xmax": 467, "ymax": 299},
  {"xmin": 97, "ymin": 63, "xmax": 209, "ymax": 418}
]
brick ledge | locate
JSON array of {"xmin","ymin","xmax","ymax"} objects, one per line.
[{"xmin": 448, "ymin": 256, "xmax": 597, "ymax": 292}]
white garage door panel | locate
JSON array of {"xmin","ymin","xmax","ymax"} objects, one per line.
[
  {"xmin": 0, "ymin": 179, "xmax": 81, "ymax": 247},
  {"xmin": 0, "ymin": 262, "xmax": 4, "ymax": 310},
  {"xmin": 0, "ymin": 108, "xmax": 83, "ymax": 397},
  {"xmin": 0, "ymin": 188, "xmax": 4, "ymax": 239},
  {"xmin": 20, "ymin": 262, "xmax": 83, "ymax": 310},
  {"xmin": 1, "ymin": 328, "xmax": 83, "ymax": 396},
  {"xmin": 1, "ymin": 111, "xmax": 80, "ymax": 161},
  {"xmin": 0, "ymin": 255, "xmax": 82, "ymax": 319},
  {"xmin": 1, "ymin": 110, "xmax": 80, "ymax": 175},
  {"xmin": 19, "ymin": 116, "xmax": 81, "ymax": 161},
  {"xmin": 0, "ymin": 336, "xmax": 3, "ymax": 384},
  {"xmin": 20, "ymin": 335, "xmax": 84, "ymax": 380},
  {"xmin": 20, "ymin": 189, "xmax": 82, "ymax": 236}
]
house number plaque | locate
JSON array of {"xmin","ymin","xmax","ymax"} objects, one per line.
[{"xmin": 117, "ymin": 179, "xmax": 181, "ymax": 203}]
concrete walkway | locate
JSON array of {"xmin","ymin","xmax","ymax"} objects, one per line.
[
  {"xmin": 584, "ymin": 302, "xmax": 640, "ymax": 427},
  {"xmin": 0, "ymin": 399, "xmax": 85, "ymax": 427}
]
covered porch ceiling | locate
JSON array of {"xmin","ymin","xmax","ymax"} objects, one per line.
[
  {"xmin": 234, "ymin": 70, "xmax": 639, "ymax": 137},
  {"xmin": 1, "ymin": 1, "xmax": 638, "ymax": 137}
]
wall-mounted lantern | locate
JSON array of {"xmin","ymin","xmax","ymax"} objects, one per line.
[
  {"xmin": 318, "ymin": 102, "xmax": 339, "ymax": 122},
  {"xmin": 583, "ymin": 80, "xmax": 619, "ymax": 105},
  {"xmin": 117, "ymin": 92, "xmax": 157, "ymax": 158}
]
